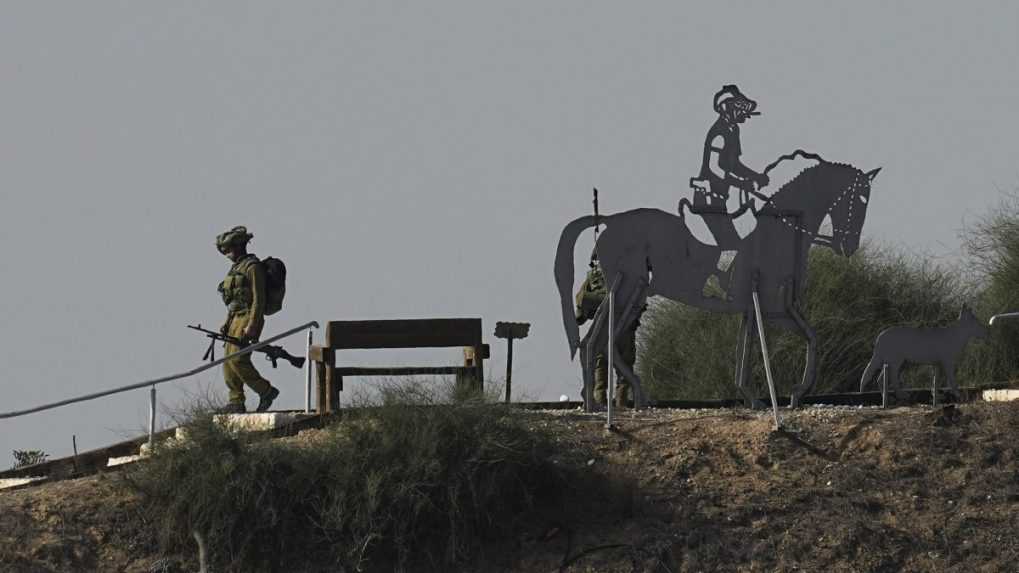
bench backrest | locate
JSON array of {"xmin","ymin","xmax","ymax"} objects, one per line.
[{"xmin": 325, "ymin": 318, "xmax": 482, "ymax": 350}]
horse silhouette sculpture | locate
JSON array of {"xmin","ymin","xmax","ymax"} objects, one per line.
[
  {"xmin": 859, "ymin": 307, "xmax": 987, "ymax": 400},
  {"xmin": 555, "ymin": 154, "xmax": 881, "ymax": 409}
]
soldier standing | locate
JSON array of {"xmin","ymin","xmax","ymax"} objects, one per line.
[
  {"xmin": 215, "ymin": 226, "xmax": 280, "ymax": 413},
  {"xmin": 574, "ymin": 257, "xmax": 643, "ymax": 407}
]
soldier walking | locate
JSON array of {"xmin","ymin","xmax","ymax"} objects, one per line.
[{"xmin": 215, "ymin": 226, "xmax": 280, "ymax": 413}]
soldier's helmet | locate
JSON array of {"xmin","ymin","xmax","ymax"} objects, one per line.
[
  {"xmin": 216, "ymin": 226, "xmax": 253, "ymax": 252},
  {"xmin": 713, "ymin": 84, "xmax": 759, "ymax": 118}
]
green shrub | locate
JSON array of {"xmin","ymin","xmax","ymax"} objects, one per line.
[
  {"xmin": 11, "ymin": 449, "xmax": 48, "ymax": 470},
  {"xmin": 124, "ymin": 382, "xmax": 570, "ymax": 572},
  {"xmin": 962, "ymin": 192, "xmax": 1019, "ymax": 383}
]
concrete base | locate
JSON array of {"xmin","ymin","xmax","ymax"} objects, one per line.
[
  {"xmin": 215, "ymin": 412, "xmax": 300, "ymax": 432},
  {"xmin": 174, "ymin": 412, "xmax": 300, "ymax": 441},
  {"xmin": 0, "ymin": 476, "xmax": 46, "ymax": 490},
  {"xmin": 105, "ymin": 413, "xmax": 304, "ymax": 467},
  {"xmin": 983, "ymin": 389, "xmax": 1019, "ymax": 402}
]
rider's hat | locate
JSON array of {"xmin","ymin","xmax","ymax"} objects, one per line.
[{"xmin": 713, "ymin": 84, "xmax": 758, "ymax": 116}]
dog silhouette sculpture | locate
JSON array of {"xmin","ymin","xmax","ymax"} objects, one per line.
[{"xmin": 859, "ymin": 307, "xmax": 987, "ymax": 398}]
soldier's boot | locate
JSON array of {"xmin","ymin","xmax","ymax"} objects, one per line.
[
  {"xmin": 593, "ymin": 353, "xmax": 608, "ymax": 407},
  {"xmin": 594, "ymin": 383, "xmax": 608, "ymax": 407},
  {"xmin": 256, "ymin": 386, "xmax": 280, "ymax": 413},
  {"xmin": 614, "ymin": 385, "xmax": 631, "ymax": 409}
]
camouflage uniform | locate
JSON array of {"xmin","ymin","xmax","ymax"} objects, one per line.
[
  {"xmin": 216, "ymin": 227, "xmax": 276, "ymax": 409},
  {"xmin": 574, "ymin": 263, "xmax": 643, "ymax": 406}
]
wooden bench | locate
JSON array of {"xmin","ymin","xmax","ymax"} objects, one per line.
[{"xmin": 308, "ymin": 318, "xmax": 490, "ymax": 414}]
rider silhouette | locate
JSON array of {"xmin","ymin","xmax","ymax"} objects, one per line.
[{"xmin": 684, "ymin": 84, "xmax": 770, "ymax": 250}]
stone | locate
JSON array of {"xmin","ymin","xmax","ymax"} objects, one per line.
[
  {"xmin": 107, "ymin": 455, "xmax": 145, "ymax": 467},
  {"xmin": 0, "ymin": 476, "xmax": 46, "ymax": 490},
  {"xmin": 983, "ymin": 389, "xmax": 1019, "ymax": 402}
]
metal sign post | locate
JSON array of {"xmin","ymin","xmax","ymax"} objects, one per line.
[{"xmin": 494, "ymin": 322, "xmax": 531, "ymax": 404}]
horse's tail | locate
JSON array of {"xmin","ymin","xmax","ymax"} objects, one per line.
[
  {"xmin": 554, "ymin": 215, "xmax": 598, "ymax": 360},
  {"xmin": 859, "ymin": 355, "xmax": 880, "ymax": 392}
]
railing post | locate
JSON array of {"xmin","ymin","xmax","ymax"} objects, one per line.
[
  {"xmin": 504, "ymin": 338, "xmax": 513, "ymax": 404},
  {"xmin": 148, "ymin": 385, "xmax": 157, "ymax": 449},
  {"xmin": 305, "ymin": 329, "xmax": 314, "ymax": 414}
]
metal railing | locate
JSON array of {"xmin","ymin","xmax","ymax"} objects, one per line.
[{"xmin": 0, "ymin": 321, "xmax": 319, "ymax": 447}]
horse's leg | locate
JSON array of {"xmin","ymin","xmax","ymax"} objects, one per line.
[
  {"xmin": 784, "ymin": 281, "xmax": 817, "ymax": 409},
  {"xmin": 787, "ymin": 308, "xmax": 818, "ymax": 409},
  {"xmin": 612, "ymin": 279, "xmax": 647, "ymax": 348},
  {"xmin": 610, "ymin": 310, "xmax": 645, "ymax": 409},
  {"xmin": 608, "ymin": 280, "xmax": 649, "ymax": 408},
  {"xmin": 890, "ymin": 362, "xmax": 908, "ymax": 402},
  {"xmin": 943, "ymin": 361, "xmax": 960, "ymax": 401},
  {"xmin": 578, "ymin": 330, "xmax": 592, "ymax": 407},
  {"xmin": 612, "ymin": 359, "xmax": 644, "ymax": 408},
  {"xmin": 734, "ymin": 311, "xmax": 764, "ymax": 409}
]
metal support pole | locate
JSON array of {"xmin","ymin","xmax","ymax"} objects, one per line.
[
  {"xmin": 148, "ymin": 385, "xmax": 157, "ymax": 449},
  {"xmin": 504, "ymin": 338, "xmax": 514, "ymax": 404},
  {"xmin": 305, "ymin": 329, "xmax": 314, "ymax": 414},
  {"xmin": 606, "ymin": 279, "xmax": 616, "ymax": 430},
  {"xmin": 751, "ymin": 289, "xmax": 781, "ymax": 430},
  {"xmin": 881, "ymin": 364, "xmax": 888, "ymax": 409}
]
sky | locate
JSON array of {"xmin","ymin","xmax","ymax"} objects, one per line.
[{"xmin": 2, "ymin": 1, "xmax": 1019, "ymax": 460}]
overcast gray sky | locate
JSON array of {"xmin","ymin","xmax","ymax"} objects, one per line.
[{"xmin": 3, "ymin": 2, "xmax": 1018, "ymax": 460}]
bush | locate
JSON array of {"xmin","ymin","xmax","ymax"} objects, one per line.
[
  {"xmin": 638, "ymin": 243, "xmax": 975, "ymax": 400},
  {"xmin": 124, "ymin": 382, "xmax": 571, "ymax": 572},
  {"xmin": 962, "ymin": 191, "xmax": 1019, "ymax": 383},
  {"xmin": 11, "ymin": 449, "xmax": 48, "ymax": 470}
]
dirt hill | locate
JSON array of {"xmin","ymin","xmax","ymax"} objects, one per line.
[{"xmin": 3, "ymin": 401, "xmax": 1019, "ymax": 572}]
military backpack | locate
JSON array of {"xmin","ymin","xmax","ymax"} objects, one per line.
[
  {"xmin": 219, "ymin": 255, "xmax": 287, "ymax": 316},
  {"xmin": 575, "ymin": 265, "xmax": 607, "ymax": 321},
  {"xmin": 262, "ymin": 256, "xmax": 287, "ymax": 316}
]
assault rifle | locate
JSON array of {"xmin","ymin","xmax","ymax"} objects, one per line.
[{"xmin": 187, "ymin": 324, "xmax": 306, "ymax": 369}]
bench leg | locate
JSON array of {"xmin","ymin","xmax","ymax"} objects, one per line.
[
  {"xmin": 324, "ymin": 366, "xmax": 342, "ymax": 414},
  {"xmin": 316, "ymin": 362, "xmax": 327, "ymax": 416},
  {"xmin": 474, "ymin": 345, "xmax": 484, "ymax": 394}
]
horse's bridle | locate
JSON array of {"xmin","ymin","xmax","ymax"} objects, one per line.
[{"xmin": 758, "ymin": 151, "xmax": 867, "ymax": 249}]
